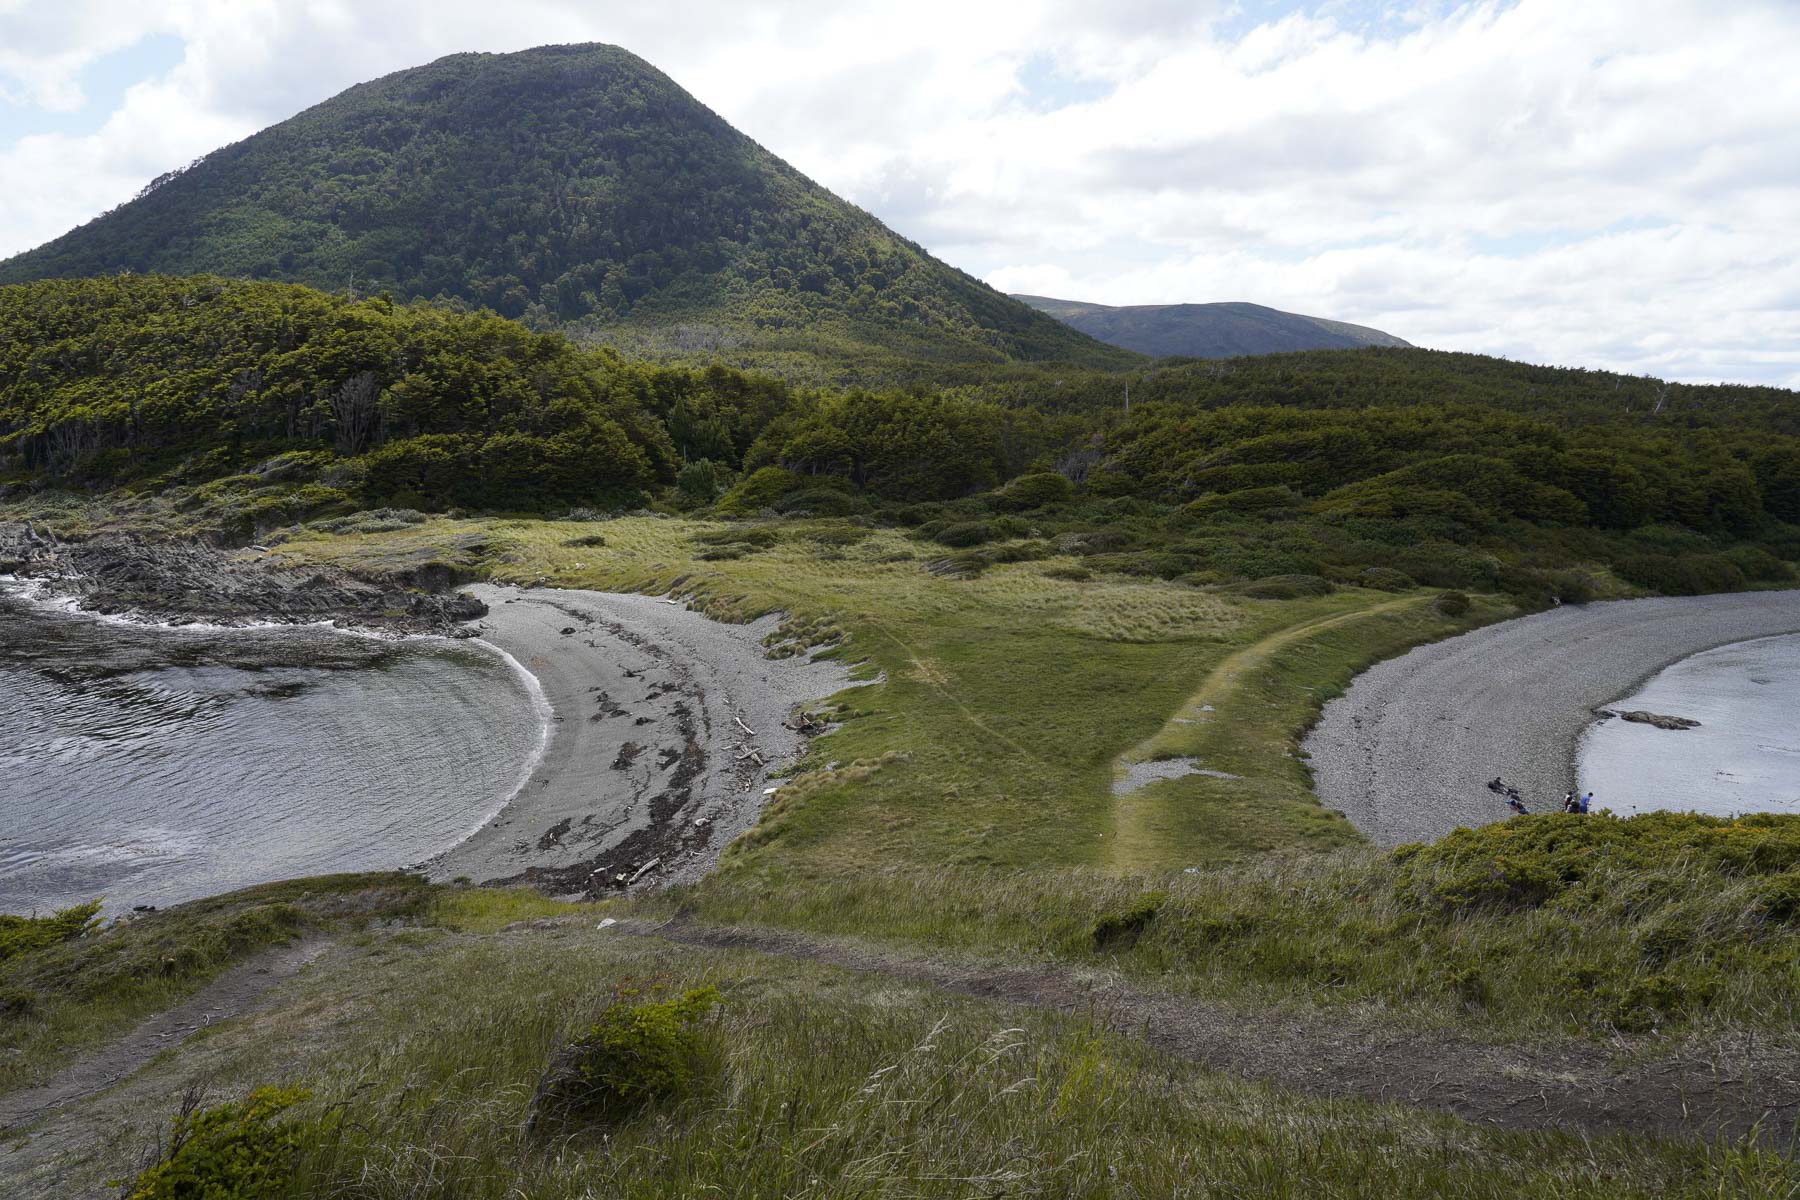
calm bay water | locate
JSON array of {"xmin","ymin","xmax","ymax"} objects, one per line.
[
  {"xmin": 1577, "ymin": 633, "xmax": 1800, "ymax": 817},
  {"xmin": 0, "ymin": 584, "xmax": 546, "ymax": 915}
]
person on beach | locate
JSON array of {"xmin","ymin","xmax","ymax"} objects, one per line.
[
  {"xmin": 1579, "ymin": 792, "xmax": 1592, "ymax": 814},
  {"xmin": 1562, "ymin": 791, "xmax": 1578, "ymax": 813},
  {"xmin": 1507, "ymin": 796, "xmax": 1529, "ymax": 815}
]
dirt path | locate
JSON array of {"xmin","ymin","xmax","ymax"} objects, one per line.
[
  {"xmin": 0, "ymin": 939, "xmax": 331, "ymax": 1134},
  {"xmin": 1108, "ymin": 597, "xmax": 1424, "ymax": 869},
  {"xmin": 628, "ymin": 917, "xmax": 1800, "ymax": 1145}
]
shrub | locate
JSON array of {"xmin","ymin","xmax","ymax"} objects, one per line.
[
  {"xmin": 1182, "ymin": 486, "xmax": 1301, "ymax": 520},
  {"xmin": 0, "ymin": 900, "xmax": 100, "ymax": 964},
  {"xmin": 1092, "ymin": 891, "xmax": 1166, "ymax": 951},
  {"xmin": 1356, "ymin": 566, "xmax": 1416, "ymax": 591},
  {"xmin": 1228, "ymin": 574, "xmax": 1335, "ymax": 600},
  {"xmin": 775, "ymin": 487, "xmax": 869, "ymax": 517},
  {"xmin": 1621, "ymin": 553, "xmax": 1749, "ymax": 596},
  {"xmin": 933, "ymin": 520, "xmax": 994, "ymax": 548},
  {"xmin": 309, "ymin": 507, "xmax": 428, "ymax": 535},
  {"xmin": 1721, "ymin": 544, "xmax": 1793, "ymax": 583},
  {"xmin": 531, "ymin": 985, "xmax": 720, "ymax": 1130},
  {"xmin": 677, "ymin": 459, "xmax": 726, "ymax": 503},
  {"xmin": 1043, "ymin": 564, "xmax": 1092, "ymax": 582},
  {"xmin": 1393, "ymin": 812, "xmax": 1800, "ymax": 917},
  {"xmin": 1434, "ymin": 591, "xmax": 1472, "ymax": 617},
  {"xmin": 993, "ymin": 472, "xmax": 1073, "ymax": 511},
  {"xmin": 122, "ymin": 1086, "xmax": 314, "ymax": 1200},
  {"xmin": 564, "ymin": 534, "xmax": 607, "ymax": 548},
  {"xmin": 714, "ymin": 467, "xmax": 805, "ymax": 517}
]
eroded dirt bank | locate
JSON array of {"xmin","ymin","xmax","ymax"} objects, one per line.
[
  {"xmin": 428, "ymin": 584, "xmax": 859, "ymax": 893},
  {"xmin": 1304, "ymin": 589, "xmax": 1800, "ymax": 845}
]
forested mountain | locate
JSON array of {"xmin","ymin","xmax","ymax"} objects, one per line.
[
  {"xmin": 0, "ymin": 44, "xmax": 1133, "ymax": 382},
  {"xmin": 1016, "ymin": 295, "xmax": 1409, "ymax": 359}
]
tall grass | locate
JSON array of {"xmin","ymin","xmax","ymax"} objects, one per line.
[
  {"xmin": 248, "ymin": 933, "xmax": 1798, "ymax": 1198},
  {"xmin": 675, "ymin": 811, "xmax": 1800, "ymax": 1039}
]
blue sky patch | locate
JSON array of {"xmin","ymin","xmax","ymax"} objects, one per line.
[{"xmin": 0, "ymin": 33, "xmax": 185, "ymax": 142}]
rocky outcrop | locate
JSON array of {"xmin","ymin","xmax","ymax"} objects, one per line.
[{"xmin": 0, "ymin": 522, "xmax": 485, "ymax": 634}]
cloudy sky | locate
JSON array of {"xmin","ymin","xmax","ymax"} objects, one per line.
[{"xmin": 1, "ymin": 0, "xmax": 1796, "ymax": 386}]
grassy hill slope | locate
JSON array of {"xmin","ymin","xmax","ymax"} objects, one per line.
[{"xmin": 0, "ymin": 44, "xmax": 1135, "ymax": 382}]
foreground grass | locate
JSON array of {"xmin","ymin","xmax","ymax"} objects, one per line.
[
  {"xmin": 666, "ymin": 811, "xmax": 1800, "ymax": 1041},
  {"xmin": 61, "ymin": 910, "xmax": 1800, "ymax": 1199},
  {"xmin": 0, "ymin": 874, "xmax": 430, "ymax": 1096}
]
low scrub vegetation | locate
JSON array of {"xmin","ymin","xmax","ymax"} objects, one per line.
[
  {"xmin": 0, "ymin": 874, "xmax": 431, "ymax": 1095},
  {"xmin": 530, "ymin": 983, "xmax": 721, "ymax": 1132},
  {"xmin": 678, "ymin": 811, "xmax": 1800, "ymax": 1038},
  {"xmin": 122, "ymin": 1085, "xmax": 318, "ymax": 1200}
]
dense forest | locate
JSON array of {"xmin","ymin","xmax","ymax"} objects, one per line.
[
  {"xmin": 0, "ymin": 44, "xmax": 1132, "ymax": 384},
  {"xmin": 4, "ymin": 274, "xmax": 1798, "ymax": 604}
]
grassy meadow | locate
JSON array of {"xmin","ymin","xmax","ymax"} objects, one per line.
[{"xmin": 272, "ymin": 513, "xmax": 1510, "ymax": 878}]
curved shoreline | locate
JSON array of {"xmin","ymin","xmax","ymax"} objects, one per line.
[
  {"xmin": 1303, "ymin": 589, "xmax": 1800, "ymax": 845},
  {"xmin": 425, "ymin": 584, "xmax": 860, "ymax": 893}
]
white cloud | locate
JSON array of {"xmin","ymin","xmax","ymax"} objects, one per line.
[{"xmin": 0, "ymin": 0, "xmax": 1795, "ymax": 386}]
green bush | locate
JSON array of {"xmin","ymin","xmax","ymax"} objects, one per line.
[
  {"xmin": 1182, "ymin": 486, "xmax": 1301, "ymax": 520},
  {"xmin": 932, "ymin": 520, "xmax": 994, "ymax": 548},
  {"xmin": 993, "ymin": 471, "xmax": 1073, "ymax": 511},
  {"xmin": 1227, "ymin": 574, "xmax": 1335, "ymax": 600},
  {"xmin": 1092, "ymin": 891, "xmax": 1166, "ymax": 951},
  {"xmin": 1393, "ymin": 812, "xmax": 1800, "ymax": 917},
  {"xmin": 531, "ymin": 985, "xmax": 720, "ymax": 1130},
  {"xmin": 1434, "ymin": 590, "xmax": 1472, "ymax": 616},
  {"xmin": 0, "ymin": 900, "xmax": 100, "ymax": 964},
  {"xmin": 715, "ymin": 467, "xmax": 805, "ymax": 517},
  {"xmin": 1355, "ymin": 566, "xmax": 1416, "ymax": 591},
  {"xmin": 775, "ymin": 487, "xmax": 869, "ymax": 517},
  {"xmin": 122, "ymin": 1086, "xmax": 315, "ymax": 1200},
  {"xmin": 677, "ymin": 458, "xmax": 727, "ymax": 503},
  {"xmin": 695, "ymin": 525, "xmax": 779, "ymax": 549},
  {"xmin": 1721, "ymin": 544, "xmax": 1793, "ymax": 582},
  {"xmin": 1614, "ymin": 553, "xmax": 1748, "ymax": 595}
]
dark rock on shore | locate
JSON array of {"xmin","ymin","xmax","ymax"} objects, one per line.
[
  {"xmin": 1618, "ymin": 709, "xmax": 1702, "ymax": 731},
  {"xmin": 0, "ymin": 522, "xmax": 486, "ymax": 634}
]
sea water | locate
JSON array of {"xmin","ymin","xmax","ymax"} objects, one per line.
[
  {"xmin": 1577, "ymin": 633, "xmax": 1800, "ymax": 817},
  {"xmin": 0, "ymin": 583, "xmax": 546, "ymax": 915}
]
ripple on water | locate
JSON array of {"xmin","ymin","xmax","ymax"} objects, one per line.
[{"xmin": 0, "ymin": 586, "xmax": 547, "ymax": 915}]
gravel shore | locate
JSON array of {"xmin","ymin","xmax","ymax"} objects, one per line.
[
  {"xmin": 427, "ymin": 584, "xmax": 859, "ymax": 892},
  {"xmin": 1303, "ymin": 589, "xmax": 1800, "ymax": 845}
]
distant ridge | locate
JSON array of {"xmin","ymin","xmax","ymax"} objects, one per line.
[
  {"xmin": 1014, "ymin": 295, "xmax": 1410, "ymax": 359},
  {"xmin": 0, "ymin": 44, "xmax": 1134, "ymax": 378}
]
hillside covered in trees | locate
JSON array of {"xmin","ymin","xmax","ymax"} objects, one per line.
[
  {"xmin": 4, "ymin": 274, "xmax": 1799, "ymax": 605},
  {"xmin": 0, "ymin": 44, "xmax": 1132, "ymax": 384}
]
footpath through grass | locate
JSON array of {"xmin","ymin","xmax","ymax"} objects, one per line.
[
  {"xmin": 26, "ymin": 903, "xmax": 1797, "ymax": 1200},
  {"xmin": 0, "ymin": 874, "xmax": 430, "ymax": 1097}
]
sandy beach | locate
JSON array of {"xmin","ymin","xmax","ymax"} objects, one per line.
[
  {"xmin": 427, "ymin": 584, "xmax": 859, "ymax": 892},
  {"xmin": 1304, "ymin": 589, "xmax": 1800, "ymax": 845}
]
